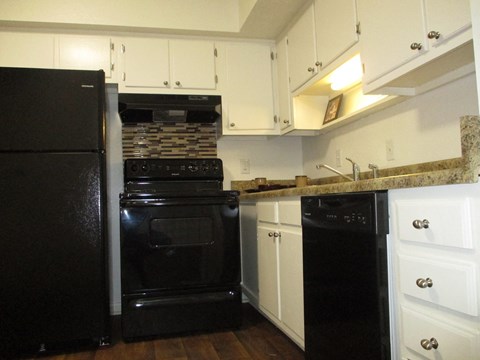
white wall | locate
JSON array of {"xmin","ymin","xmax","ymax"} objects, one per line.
[
  {"xmin": 218, "ymin": 135, "xmax": 304, "ymax": 189},
  {"xmin": 303, "ymin": 74, "xmax": 479, "ymax": 179},
  {"xmin": 0, "ymin": 0, "xmax": 239, "ymax": 33}
]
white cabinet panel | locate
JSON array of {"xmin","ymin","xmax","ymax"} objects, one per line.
[
  {"xmin": 425, "ymin": 0, "xmax": 471, "ymax": 47},
  {"xmin": 170, "ymin": 40, "xmax": 216, "ymax": 89},
  {"xmin": 287, "ymin": 4, "xmax": 318, "ymax": 92},
  {"xmin": 399, "ymin": 255, "xmax": 478, "ymax": 316},
  {"xmin": 257, "ymin": 201, "xmax": 279, "ymax": 224},
  {"xmin": 401, "ymin": 307, "xmax": 480, "ymax": 360},
  {"xmin": 278, "ymin": 201, "xmax": 301, "ymax": 226},
  {"xmin": 57, "ymin": 35, "xmax": 112, "ymax": 78},
  {"xmin": 258, "ymin": 225, "xmax": 280, "ymax": 319},
  {"xmin": 0, "ymin": 32, "xmax": 55, "ymax": 69},
  {"xmin": 122, "ymin": 38, "xmax": 169, "ymax": 88},
  {"xmin": 314, "ymin": 0, "xmax": 358, "ymax": 69},
  {"xmin": 223, "ymin": 42, "xmax": 277, "ymax": 133},
  {"xmin": 394, "ymin": 198, "xmax": 473, "ymax": 249},
  {"xmin": 279, "ymin": 228, "xmax": 304, "ymax": 339},
  {"xmin": 358, "ymin": 0, "xmax": 426, "ymax": 84}
]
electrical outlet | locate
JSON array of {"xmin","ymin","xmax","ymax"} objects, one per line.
[
  {"xmin": 240, "ymin": 159, "xmax": 250, "ymax": 174},
  {"xmin": 335, "ymin": 149, "xmax": 342, "ymax": 167},
  {"xmin": 386, "ymin": 140, "xmax": 395, "ymax": 161}
]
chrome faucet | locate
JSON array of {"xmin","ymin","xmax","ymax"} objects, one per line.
[
  {"xmin": 345, "ymin": 157, "xmax": 360, "ymax": 181},
  {"xmin": 368, "ymin": 163, "xmax": 379, "ymax": 178},
  {"xmin": 316, "ymin": 164, "xmax": 354, "ymax": 182}
]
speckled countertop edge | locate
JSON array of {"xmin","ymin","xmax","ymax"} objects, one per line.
[{"xmin": 235, "ymin": 116, "xmax": 480, "ymax": 200}]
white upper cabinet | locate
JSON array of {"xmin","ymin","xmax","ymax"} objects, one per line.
[
  {"xmin": 358, "ymin": 0, "xmax": 426, "ymax": 86},
  {"xmin": 424, "ymin": 0, "xmax": 471, "ymax": 47},
  {"xmin": 314, "ymin": 0, "xmax": 359, "ymax": 71},
  {"xmin": 276, "ymin": 37, "xmax": 293, "ymax": 132},
  {"xmin": 358, "ymin": 0, "xmax": 473, "ymax": 94},
  {"xmin": 287, "ymin": 3, "xmax": 318, "ymax": 92},
  {"xmin": 57, "ymin": 35, "xmax": 113, "ymax": 80},
  {"xmin": 169, "ymin": 40, "xmax": 216, "ymax": 90},
  {"xmin": 120, "ymin": 38, "xmax": 217, "ymax": 93},
  {"xmin": 220, "ymin": 42, "xmax": 278, "ymax": 135},
  {"xmin": 0, "ymin": 32, "xmax": 55, "ymax": 69},
  {"xmin": 122, "ymin": 38, "xmax": 169, "ymax": 89}
]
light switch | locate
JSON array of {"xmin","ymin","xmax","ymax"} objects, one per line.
[{"xmin": 240, "ymin": 159, "xmax": 250, "ymax": 174}]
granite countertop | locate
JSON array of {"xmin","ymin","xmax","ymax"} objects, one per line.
[{"xmin": 234, "ymin": 115, "xmax": 480, "ymax": 200}]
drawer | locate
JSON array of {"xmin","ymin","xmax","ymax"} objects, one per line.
[
  {"xmin": 278, "ymin": 200, "xmax": 301, "ymax": 227},
  {"xmin": 257, "ymin": 201, "xmax": 279, "ymax": 224},
  {"xmin": 398, "ymin": 255, "xmax": 478, "ymax": 316},
  {"xmin": 401, "ymin": 307, "xmax": 480, "ymax": 360},
  {"xmin": 394, "ymin": 198, "xmax": 473, "ymax": 249}
]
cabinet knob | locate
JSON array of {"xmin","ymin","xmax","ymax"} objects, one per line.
[
  {"xmin": 416, "ymin": 277, "xmax": 433, "ymax": 288},
  {"xmin": 427, "ymin": 31, "xmax": 441, "ymax": 40},
  {"xmin": 420, "ymin": 337, "xmax": 438, "ymax": 350},
  {"xmin": 175, "ymin": 81, "xmax": 181, "ymax": 86},
  {"xmin": 230, "ymin": 123, "xmax": 235, "ymax": 127},
  {"xmin": 412, "ymin": 219, "xmax": 429, "ymax": 229},
  {"xmin": 163, "ymin": 81, "xmax": 169, "ymax": 86},
  {"xmin": 283, "ymin": 119, "xmax": 290, "ymax": 124},
  {"xmin": 315, "ymin": 61, "xmax": 322, "ymax": 68},
  {"xmin": 268, "ymin": 232, "xmax": 280, "ymax": 238},
  {"xmin": 410, "ymin": 42, "xmax": 423, "ymax": 50},
  {"xmin": 307, "ymin": 67, "xmax": 315, "ymax": 73}
]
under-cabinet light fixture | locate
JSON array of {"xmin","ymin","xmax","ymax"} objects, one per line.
[{"xmin": 329, "ymin": 54, "xmax": 363, "ymax": 91}]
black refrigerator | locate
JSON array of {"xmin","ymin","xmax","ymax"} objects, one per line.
[{"xmin": 0, "ymin": 67, "xmax": 110, "ymax": 357}]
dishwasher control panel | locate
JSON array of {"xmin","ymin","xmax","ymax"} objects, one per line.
[{"xmin": 301, "ymin": 192, "xmax": 389, "ymax": 234}]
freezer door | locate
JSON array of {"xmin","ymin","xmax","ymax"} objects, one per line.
[
  {"xmin": 0, "ymin": 153, "xmax": 109, "ymax": 354},
  {"xmin": 0, "ymin": 67, "xmax": 105, "ymax": 151}
]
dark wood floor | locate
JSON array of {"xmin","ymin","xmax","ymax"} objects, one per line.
[{"xmin": 28, "ymin": 304, "xmax": 305, "ymax": 360}]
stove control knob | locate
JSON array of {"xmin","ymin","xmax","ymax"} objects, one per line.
[
  {"xmin": 188, "ymin": 164, "xmax": 199, "ymax": 172},
  {"xmin": 141, "ymin": 164, "xmax": 149, "ymax": 172},
  {"xmin": 131, "ymin": 164, "xmax": 139, "ymax": 172}
]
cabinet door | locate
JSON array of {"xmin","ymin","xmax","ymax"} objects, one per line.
[
  {"xmin": 314, "ymin": 0, "xmax": 358, "ymax": 69},
  {"xmin": 122, "ymin": 38, "xmax": 169, "ymax": 88},
  {"xmin": 425, "ymin": 0, "xmax": 471, "ymax": 47},
  {"xmin": 223, "ymin": 43, "xmax": 277, "ymax": 133},
  {"xmin": 258, "ymin": 225, "xmax": 280, "ymax": 319},
  {"xmin": 276, "ymin": 37, "xmax": 292, "ymax": 132},
  {"xmin": 57, "ymin": 35, "xmax": 112, "ymax": 79},
  {"xmin": 287, "ymin": 3, "xmax": 318, "ymax": 92},
  {"xmin": 279, "ymin": 229, "xmax": 304, "ymax": 340},
  {"xmin": 0, "ymin": 32, "xmax": 55, "ymax": 69},
  {"xmin": 170, "ymin": 40, "xmax": 216, "ymax": 90},
  {"xmin": 358, "ymin": 0, "xmax": 426, "ymax": 84}
]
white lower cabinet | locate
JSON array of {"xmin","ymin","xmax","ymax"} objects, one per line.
[
  {"xmin": 389, "ymin": 182, "xmax": 480, "ymax": 360},
  {"xmin": 257, "ymin": 198, "xmax": 304, "ymax": 348}
]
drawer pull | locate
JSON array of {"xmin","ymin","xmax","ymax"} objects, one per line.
[
  {"xmin": 416, "ymin": 277, "xmax": 433, "ymax": 288},
  {"xmin": 420, "ymin": 337, "xmax": 439, "ymax": 350},
  {"xmin": 412, "ymin": 219, "xmax": 430, "ymax": 229}
]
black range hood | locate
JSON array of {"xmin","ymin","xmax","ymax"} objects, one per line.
[{"xmin": 118, "ymin": 94, "xmax": 221, "ymax": 123}]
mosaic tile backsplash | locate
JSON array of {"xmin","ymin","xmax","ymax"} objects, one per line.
[{"xmin": 122, "ymin": 122, "xmax": 217, "ymax": 159}]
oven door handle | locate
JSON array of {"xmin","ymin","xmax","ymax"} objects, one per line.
[
  {"xmin": 121, "ymin": 197, "xmax": 238, "ymax": 207},
  {"xmin": 128, "ymin": 290, "xmax": 239, "ymax": 309}
]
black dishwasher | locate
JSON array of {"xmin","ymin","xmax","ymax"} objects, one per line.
[{"xmin": 301, "ymin": 191, "xmax": 390, "ymax": 360}]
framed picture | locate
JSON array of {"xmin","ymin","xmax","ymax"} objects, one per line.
[{"xmin": 323, "ymin": 94, "xmax": 343, "ymax": 124}]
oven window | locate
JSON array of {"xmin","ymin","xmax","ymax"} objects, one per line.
[{"xmin": 150, "ymin": 217, "xmax": 213, "ymax": 247}]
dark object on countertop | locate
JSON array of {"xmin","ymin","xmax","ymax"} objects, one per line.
[{"xmin": 245, "ymin": 184, "xmax": 296, "ymax": 193}]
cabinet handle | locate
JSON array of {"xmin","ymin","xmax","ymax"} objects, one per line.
[
  {"xmin": 230, "ymin": 123, "xmax": 235, "ymax": 127},
  {"xmin": 283, "ymin": 119, "xmax": 290, "ymax": 124},
  {"xmin": 410, "ymin": 42, "xmax": 423, "ymax": 50},
  {"xmin": 416, "ymin": 277, "xmax": 433, "ymax": 288},
  {"xmin": 412, "ymin": 219, "xmax": 429, "ymax": 229},
  {"xmin": 427, "ymin": 31, "xmax": 441, "ymax": 39},
  {"xmin": 420, "ymin": 337, "xmax": 438, "ymax": 350},
  {"xmin": 315, "ymin": 61, "xmax": 322, "ymax": 68},
  {"xmin": 307, "ymin": 67, "xmax": 315, "ymax": 73},
  {"xmin": 268, "ymin": 232, "xmax": 280, "ymax": 238},
  {"xmin": 163, "ymin": 81, "xmax": 169, "ymax": 86},
  {"xmin": 175, "ymin": 81, "xmax": 181, "ymax": 86}
]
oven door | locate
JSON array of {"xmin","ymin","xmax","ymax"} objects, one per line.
[{"xmin": 120, "ymin": 194, "xmax": 240, "ymax": 295}]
